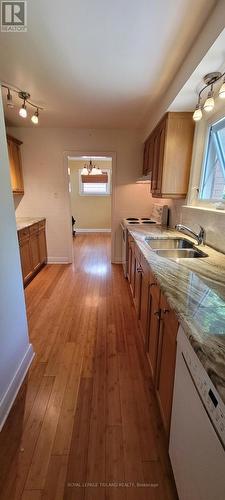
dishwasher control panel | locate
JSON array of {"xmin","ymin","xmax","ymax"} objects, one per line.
[{"xmin": 177, "ymin": 327, "xmax": 225, "ymax": 448}]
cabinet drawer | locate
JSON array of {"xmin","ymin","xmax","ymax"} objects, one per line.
[
  {"xmin": 30, "ymin": 223, "xmax": 39, "ymax": 234},
  {"xmin": 18, "ymin": 227, "xmax": 29, "ymax": 241}
]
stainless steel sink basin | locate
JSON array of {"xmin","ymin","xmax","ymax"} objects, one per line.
[
  {"xmin": 145, "ymin": 237, "xmax": 194, "ymax": 250},
  {"xmin": 154, "ymin": 248, "xmax": 208, "ymax": 259}
]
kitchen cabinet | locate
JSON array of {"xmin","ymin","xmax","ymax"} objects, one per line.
[
  {"xmin": 126, "ymin": 231, "xmax": 180, "ymax": 440},
  {"xmin": 142, "ymin": 112, "xmax": 194, "ymax": 198},
  {"xmin": 156, "ymin": 293, "xmax": 179, "ymax": 438},
  {"xmin": 18, "ymin": 220, "xmax": 47, "ymax": 286},
  {"xmin": 18, "ymin": 228, "xmax": 33, "ymax": 284},
  {"xmin": 128, "ymin": 235, "xmax": 136, "ymax": 297},
  {"xmin": 139, "ymin": 256, "xmax": 150, "ymax": 346},
  {"xmin": 146, "ymin": 277, "xmax": 161, "ymax": 380},
  {"xmin": 7, "ymin": 135, "xmax": 24, "ymax": 194}
]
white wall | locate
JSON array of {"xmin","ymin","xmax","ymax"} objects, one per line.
[
  {"xmin": 10, "ymin": 127, "xmax": 153, "ymax": 263},
  {"xmin": 0, "ymin": 97, "xmax": 34, "ymax": 430}
]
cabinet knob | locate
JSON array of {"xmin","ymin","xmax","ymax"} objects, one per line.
[
  {"xmin": 154, "ymin": 311, "xmax": 160, "ymax": 320},
  {"xmin": 150, "ymin": 282, "xmax": 156, "ymax": 287},
  {"xmin": 137, "ymin": 267, "xmax": 143, "ymax": 273},
  {"xmin": 163, "ymin": 308, "xmax": 170, "ymax": 315}
]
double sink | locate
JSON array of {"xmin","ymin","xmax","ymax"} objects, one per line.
[{"xmin": 145, "ymin": 237, "xmax": 208, "ymax": 259}]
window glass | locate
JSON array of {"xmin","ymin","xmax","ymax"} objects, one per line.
[{"xmin": 199, "ymin": 117, "xmax": 225, "ymax": 200}]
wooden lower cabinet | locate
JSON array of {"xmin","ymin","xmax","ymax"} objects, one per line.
[
  {"xmin": 127, "ymin": 237, "xmax": 179, "ymax": 441},
  {"xmin": 156, "ymin": 293, "xmax": 179, "ymax": 439},
  {"xmin": 19, "ymin": 237, "xmax": 33, "ymax": 284},
  {"xmin": 128, "ymin": 235, "xmax": 136, "ymax": 297},
  {"xmin": 139, "ymin": 257, "xmax": 150, "ymax": 347},
  {"xmin": 18, "ymin": 220, "xmax": 47, "ymax": 286},
  {"xmin": 147, "ymin": 279, "xmax": 161, "ymax": 381}
]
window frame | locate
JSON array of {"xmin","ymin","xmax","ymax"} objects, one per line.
[
  {"xmin": 186, "ymin": 101, "xmax": 225, "ymax": 210},
  {"xmin": 79, "ymin": 168, "xmax": 111, "ymax": 196},
  {"xmin": 199, "ymin": 116, "xmax": 225, "ymax": 202}
]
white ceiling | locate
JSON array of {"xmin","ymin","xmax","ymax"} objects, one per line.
[
  {"xmin": 0, "ymin": 0, "xmax": 216, "ymax": 128},
  {"xmin": 170, "ymin": 28, "xmax": 225, "ymax": 111}
]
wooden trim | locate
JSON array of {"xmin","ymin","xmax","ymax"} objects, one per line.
[
  {"xmin": 81, "ymin": 173, "xmax": 108, "ymax": 183},
  {"xmin": 6, "ymin": 134, "xmax": 23, "ymax": 145}
]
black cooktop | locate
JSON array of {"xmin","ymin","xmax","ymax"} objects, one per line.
[
  {"xmin": 142, "ymin": 221, "xmax": 156, "ymax": 224},
  {"xmin": 128, "ymin": 221, "xmax": 139, "ymax": 224},
  {"xmin": 126, "ymin": 217, "xmax": 139, "ymax": 221}
]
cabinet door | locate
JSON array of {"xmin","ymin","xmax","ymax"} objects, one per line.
[
  {"xmin": 151, "ymin": 119, "xmax": 166, "ymax": 195},
  {"xmin": 30, "ymin": 232, "xmax": 41, "ymax": 271},
  {"xmin": 139, "ymin": 262, "xmax": 150, "ymax": 347},
  {"xmin": 39, "ymin": 227, "xmax": 47, "ymax": 264},
  {"xmin": 156, "ymin": 293, "xmax": 179, "ymax": 438},
  {"xmin": 129, "ymin": 243, "xmax": 136, "ymax": 297},
  {"xmin": 143, "ymin": 139, "xmax": 150, "ymax": 175},
  {"xmin": 134, "ymin": 258, "xmax": 142, "ymax": 318},
  {"xmin": 147, "ymin": 280, "xmax": 161, "ymax": 381},
  {"xmin": 7, "ymin": 138, "xmax": 24, "ymax": 194},
  {"xmin": 19, "ymin": 239, "xmax": 33, "ymax": 283}
]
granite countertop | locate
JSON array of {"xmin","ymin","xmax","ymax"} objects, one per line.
[
  {"xmin": 16, "ymin": 217, "xmax": 45, "ymax": 231},
  {"xmin": 128, "ymin": 225, "xmax": 225, "ymax": 404}
]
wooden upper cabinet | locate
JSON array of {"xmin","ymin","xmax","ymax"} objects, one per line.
[
  {"xmin": 142, "ymin": 112, "xmax": 195, "ymax": 198},
  {"xmin": 7, "ymin": 135, "xmax": 24, "ymax": 194}
]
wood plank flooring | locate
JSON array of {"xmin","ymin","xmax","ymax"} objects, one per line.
[{"xmin": 0, "ymin": 234, "xmax": 177, "ymax": 500}]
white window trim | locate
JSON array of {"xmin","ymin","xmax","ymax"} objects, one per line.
[
  {"xmin": 79, "ymin": 168, "xmax": 111, "ymax": 196},
  {"xmin": 187, "ymin": 102, "xmax": 225, "ymax": 212}
]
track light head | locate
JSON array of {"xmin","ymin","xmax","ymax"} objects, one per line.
[
  {"xmin": 31, "ymin": 108, "xmax": 39, "ymax": 124},
  {"xmin": 19, "ymin": 99, "xmax": 27, "ymax": 118},
  {"xmin": 7, "ymin": 88, "xmax": 14, "ymax": 108}
]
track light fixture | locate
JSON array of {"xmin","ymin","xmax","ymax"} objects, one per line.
[
  {"xmin": 19, "ymin": 98, "xmax": 27, "ymax": 118},
  {"xmin": 31, "ymin": 108, "xmax": 39, "ymax": 124},
  {"xmin": 193, "ymin": 72, "xmax": 225, "ymax": 122},
  {"xmin": 1, "ymin": 82, "xmax": 44, "ymax": 124},
  {"xmin": 7, "ymin": 88, "xmax": 14, "ymax": 108}
]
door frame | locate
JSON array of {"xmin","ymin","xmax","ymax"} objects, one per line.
[{"xmin": 63, "ymin": 150, "xmax": 117, "ymax": 263}]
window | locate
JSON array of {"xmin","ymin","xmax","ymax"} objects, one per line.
[
  {"xmin": 199, "ymin": 117, "xmax": 225, "ymax": 200},
  {"xmin": 79, "ymin": 169, "xmax": 111, "ymax": 196}
]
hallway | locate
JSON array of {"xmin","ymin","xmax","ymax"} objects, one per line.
[{"xmin": 0, "ymin": 234, "xmax": 177, "ymax": 500}]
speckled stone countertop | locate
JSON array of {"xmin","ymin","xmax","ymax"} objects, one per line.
[
  {"xmin": 128, "ymin": 225, "xmax": 225, "ymax": 404},
  {"xmin": 16, "ymin": 217, "xmax": 45, "ymax": 231}
]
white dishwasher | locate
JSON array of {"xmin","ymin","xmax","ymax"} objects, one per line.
[{"xmin": 169, "ymin": 326, "xmax": 225, "ymax": 500}]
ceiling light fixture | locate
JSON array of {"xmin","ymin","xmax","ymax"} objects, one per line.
[
  {"xmin": 31, "ymin": 108, "xmax": 39, "ymax": 124},
  {"xmin": 219, "ymin": 78, "xmax": 225, "ymax": 99},
  {"xmin": 203, "ymin": 89, "xmax": 215, "ymax": 112},
  {"xmin": 81, "ymin": 159, "xmax": 103, "ymax": 176},
  {"xmin": 7, "ymin": 88, "xmax": 14, "ymax": 108},
  {"xmin": 1, "ymin": 83, "xmax": 44, "ymax": 124},
  {"xmin": 193, "ymin": 101, "xmax": 202, "ymax": 122},
  {"xmin": 19, "ymin": 98, "xmax": 27, "ymax": 118},
  {"xmin": 193, "ymin": 72, "xmax": 225, "ymax": 121}
]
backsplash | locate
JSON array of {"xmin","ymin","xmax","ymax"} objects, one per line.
[{"xmin": 181, "ymin": 206, "xmax": 225, "ymax": 254}]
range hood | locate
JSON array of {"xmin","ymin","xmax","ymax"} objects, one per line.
[{"xmin": 136, "ymin": 174, "xmax": 151, "ymax": 184}]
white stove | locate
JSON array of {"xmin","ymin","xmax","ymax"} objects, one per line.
[{"xmin": 120, "ymin": 204, "xmax": 168, "ymax": 277}]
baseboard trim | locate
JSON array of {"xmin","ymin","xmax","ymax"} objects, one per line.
[
  {"xmin": 0, "ymin": 344, "xmax": 35, "ymax": 431},
  {"xmin": 47, "ymin": 257, "xmax": 70, "ymax": 264},
  {"xmin": 76, "ymin": 229, "xmax": 111, "ymax": 233}
]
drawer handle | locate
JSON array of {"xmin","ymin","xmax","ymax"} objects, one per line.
[
  {"xmin": 163, "ymin": 308, "xmax": 170, "ymax": 314},
  {"xmin": 137, "ymin": 267, "xmax": 143, "ymax": 273},
  {"xmin": 154, "ymin": 311, "xmax": 160, "ymax": 320},
  {"xmin": 150, "ymin": 282, "xmax": 157, "ymax": 287}
]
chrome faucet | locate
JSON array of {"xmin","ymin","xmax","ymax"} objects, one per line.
[{"xmin": 175, "ymin": 224, "xmax": 205, "ymax": 246}]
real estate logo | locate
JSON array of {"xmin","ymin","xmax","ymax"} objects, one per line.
[{"xmin": 1, "ymin": 0, "xmax": 27, "ymax": 32}]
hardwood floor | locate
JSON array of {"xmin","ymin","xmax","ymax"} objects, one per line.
[{"xmin": 0, "ymin": 234, "xmax": 177, "ymax": 500}]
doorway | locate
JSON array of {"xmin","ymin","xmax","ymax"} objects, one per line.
[{"xmin": 64, "ymin": 151, "xmax": 116, "ymax": 263}]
